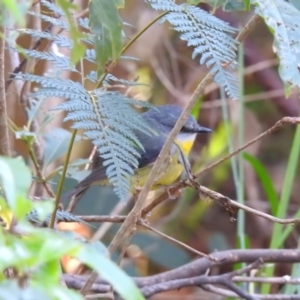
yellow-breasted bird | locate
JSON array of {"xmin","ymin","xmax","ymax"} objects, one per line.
[{"xmin": 60, "ymin": 105, "xmax": 212, "ymax": 201}]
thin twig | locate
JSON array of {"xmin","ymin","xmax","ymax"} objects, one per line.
[
  {"xmin": 28, "ymin": 148, "xmax": 55, "ymax": 197},
  {"xmin": 195, "ymin": 184, "xmax": 300, "ymax": 224},
  {"xmin": 138, "ymin": 220, "xmax": 219, "ymax": 261},
  {"xmin": 201, "ymin": 88, "xmax": 297, "ymax": 110},
  {"xmin": 49, "ymin": 130, "xmax": 77, "ymax": 228},
  {"xmin": 143, "ymin": 116, "xmax": 300, "ymax": 217},
  {"xmin": 233, "ymin": 275, "xmax": 300, "ymax": 284},
  {"xmin": 202, "ymin": 284, "xmax": 300, "ymax": 299},
  {"xmin": 196, "ymin": 116, "xmax": 300, "ymax": 177}
]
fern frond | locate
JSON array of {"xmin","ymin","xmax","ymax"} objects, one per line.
[
  {"xmin": 27, "ymin": 209, "xmax": 90, "ymax": 226},
  {"xmin": 78, "ymin": 18, "xmax": 90, "ymax": 30},
  {"xmin": 146, "ymin": 0, "xmax": 182, "ymax": 11},
  {"xmin": 40, "ymin": 0, "xmax": 65, "ymax": 16},
  {"xmin": 55, "ymin": 89, "xmax": 153, "ymax": 200},
  {"xmin": 120, "ymin": 55, "xmax": 141, "ymax": 61},
  {"xmin": 27, "ymin": 11, "xmax": 69, "ymax": 29},
  {"xmin": 103, "ymin": 74, "xmax": 151, "ymax": 87},
  {"xmin": 16, "ymin": 74, "xmax": 89, "ymax": 100},
  {"xmin": 10, "ymin": 48, "xmax": 77, "ymax": 71},
  {"xmin": 18, "ymin": 29, "xmax": 73, "ymax": 49},
  {"xmin": 84, "ymin": 49, "xmax": 96, "ymax": 63},
  {"xmin": 252, "ymin": 0, "xmax": 300, "ymax": 89},
  {"xmin": 12, "ymin": 1, "xmax": 151, "ymax": 201},
  {"xmin": 86, "ymin": 71, "xmax": 97, "ymax": 83},
  {"xmin": 147, "ymin": 0, "xmax": 239, "ymax": 99}
]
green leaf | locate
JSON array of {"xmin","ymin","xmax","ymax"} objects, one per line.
[
  {"xmin": 56, "ymin": 0, "xmax": 86, "ymax": 64},
  {"xmin": 252, "ymin": 0, "xmax": 300, "ymax": 89},
  {"xmin": 0, "ymin": 280, "xmax": 84, "ymax": 300},
  {"xmin": 78, "ymin": 244, "xmax": 144, "ymax": 300},
  {"xmin": 15, "ymin": 130, "xmax": 36, "ymax": 145},
  {"xmin": 262, "ymin": 116, "xmax": 300, "ymax": 294},
  {"xmin": 43, "ymin": 128, "xmax": 81, "ymax": 167},
  {"xmin": 186, "ymin": 0, "xmax": 203, "ymax": 4},
  {"xmin": 0, "ymin": 157, "xmax": 31, "ymax": 216},
  {"xmin": 243, "ymin": 153, "xmax": 279, "ymax": 215},
  {"xmin": 1, "ymin": 0, "xmax": 30, "ymax": 26},
  {"xmin": 243, "ymin": 0, "xmax": 251, "ymax": 10},
  {"xmin": 224, "ymin": 0, "xmax": 247, "ymax": 11},
  {"xmin": 89, "ymin": 0, "xmax": 124, "ymax": 76},
  {"xmin": 191, "ymin": 0, "xmax": 247, "ymax": 11},
  {"xmin": 288, "ymin": 0, "xmax": 300, "ymax": 11}
]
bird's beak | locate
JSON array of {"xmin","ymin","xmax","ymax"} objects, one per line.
[{"xmin": 197, "ymin": 126, "xmax": 212, "ymax": 133}]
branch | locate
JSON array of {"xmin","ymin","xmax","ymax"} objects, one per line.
[
  {"xmin": 202, "ymin": 284, "xmax": 300, "ymax": 300},
  {"xmin": 194, "ymin": 184, "xmax": 300, "ymax": 224},
  {"xmin": 138, "ymin": 220, "xmax": 218, "ymax": 261},
  {"xmin": 63, "ymin": 249, "xmax": 300, "ymax": 299},
  {"xmin": 140, "ymin": 259, "xmax": 264, "ymax": 299},
  {"xmin": 0, "ymin": 26, "xmax": 11, "ymax": 156}
]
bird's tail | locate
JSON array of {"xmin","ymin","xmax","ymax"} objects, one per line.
[{"xmin": 59, "ymin": 184, "xmax": 88, "ymax": 203}]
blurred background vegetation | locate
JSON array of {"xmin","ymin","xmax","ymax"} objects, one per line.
[{"xmin": 4, "ymin": 0, "xmax": 300, "ymax": 298}]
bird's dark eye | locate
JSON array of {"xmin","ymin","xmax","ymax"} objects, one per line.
[{"xmin": 180, "ymin": 126, "xmax": 193, "ymax": 133}]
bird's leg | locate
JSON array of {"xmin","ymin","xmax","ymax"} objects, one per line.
[{"xmin": 157, "ymin": 184, "xmax": 182, "ymax": 200}]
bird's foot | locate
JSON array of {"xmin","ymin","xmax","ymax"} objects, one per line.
[{"xmin": 158, "ymin": 184, "xmax": 181, "ymax": 200}]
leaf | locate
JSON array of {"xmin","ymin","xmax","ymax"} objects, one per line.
[
  {"xmin": 55, "ymin": 0, "xmax": 86, "ymax": 63},
  {"xmin": 252, "ymin": 0, "xmax": 300, "ymax": 89},
  {"xmin": 148, "ymin": 1, "xmax": 239, "ymax": 99},
  {"xmin": 288, "ymin": 0, "xmax": 300, "ymax": 11},
  {"xmin": 224, "ymin": 0, "xmax": 247, "ymax": 11},
  {"xmin": 57, "ymin": 89, "xmax": 153, "ymax": 201},
  {"xmin": 198, "ymin": 0, "xmax": 227, "ymax": 9},
  {"xmin": 89, "ymin": 0, "xmax": 124, "ymax": 76},
  {"xmin": 188, "ymin": 0, "xmax": 249, "ymax": 10},
  {"xmin": 243, "ymin": 153, "xmax": 279, "ymax": 216},
  {"xmin": 1, "ymin": 0, "xmax": 30, "ymax": 26},
  {"xmin": 43, "ymin": 128, "xmax": 81, "ymax": 167},
  {"xmin": 0, "ymin": 157, "xmax": 32, "ymax": 217},
  {"xmin": 243, "ymin": 0, "xmax": 251, "ymax": 10},
  {"xmin": 26, "ymin": 98, "xmax": 47, "ymax": 129}
]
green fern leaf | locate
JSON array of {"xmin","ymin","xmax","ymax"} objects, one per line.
[
  {"xmin": 147, "ymin": 0, "xmax": 239, "ymax": 99},
  {"xmin": 54, "ymin": 89, "xmax": 153, "ymax": 200},
  {"xmin": 252, "ymin": 0, "xmax": 300, "ymax": 90},
  {"xmin": 12, "ymin": 1, "xmax": 153, "ymax": 201},
  {"xmin": 89, "ymin": 0, "xmax": 124, "ymax": 76}
]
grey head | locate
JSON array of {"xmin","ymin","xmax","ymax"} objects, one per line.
[{"xmin": 142, "ymin": 105, "xmax": 212, "ymax": 134}]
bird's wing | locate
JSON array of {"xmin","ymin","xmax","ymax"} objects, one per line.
[
  {"xmin": 60, "ymin": 116, "xmax": 173, "ymax": 201},
  {"xmin": 75, "ymin": 116, "xmax": 169, "ymax": 187},
  {"xmin": 135, "ymin": 128, "xmax": 168, "ymax": 168}
]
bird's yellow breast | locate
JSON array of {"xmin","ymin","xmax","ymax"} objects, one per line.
[
  {"xmin": 174, "ymin": 138, "xmax": 195, "ymax": 156},
  {"xmin": 130, "ymin": 134, "xmax": 197, "ymax": 191}
]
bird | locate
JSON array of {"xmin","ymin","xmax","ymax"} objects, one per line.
[{"xmin": 60, "ymin": 105, "xmax": 212, "ymax": 202}]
